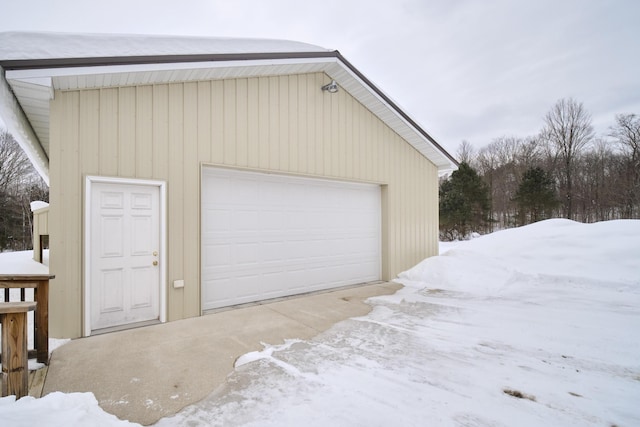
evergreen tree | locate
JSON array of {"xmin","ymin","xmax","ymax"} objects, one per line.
[
  {"xmin": 439, "ymin": 162, "xmax": 490, "ymax": 240},
  {"xmin": 514, "ymin": 167, "xmax": 558, "ymax": 224}
]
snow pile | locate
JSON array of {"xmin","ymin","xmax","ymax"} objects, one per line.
[
  {"xmin": 0, "ymin": 249, "xmax": 49, "ymax": 274},
  {"xmin": 1, "ymin": 219, "xmax": 639, "ymax": 426},
  {"xmin": 155, "ymin": 219, "xmax": 639, "ymax": 426},
  {"xmin": 0, "ymin": 393, "xmax": 138, "ymax": 426},
  {"xmin": 407, "ymin": 219, "xmax": 638, "ymax": 294}
]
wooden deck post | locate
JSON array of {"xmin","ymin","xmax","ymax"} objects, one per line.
[
  {"xmin": 34, "ymin": 279, "xmax": 49, "ymax": 363},
  {"xmin": 0, "ymin": 274, "xmax": 53, "ymax": 365},
  {"xmin": 1, "ymin": 302, "xmax": 36, "ymax": 399}
]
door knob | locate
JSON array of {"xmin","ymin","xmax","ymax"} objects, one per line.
[{"xmin": 153, "ymin": 261, "xmax": 158, "ymax": 266}]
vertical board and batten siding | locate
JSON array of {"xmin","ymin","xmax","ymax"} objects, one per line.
[{"xmin": 48, "ymin": 72, "xmax": 439, "ymax": 338}]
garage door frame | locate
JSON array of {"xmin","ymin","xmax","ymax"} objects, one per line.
[{"xmin": 200, "ymin": 166, "xmax": 385, "ymax": 311}]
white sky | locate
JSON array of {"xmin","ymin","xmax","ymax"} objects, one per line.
[{"xmin": 1, "ymin": 0, "xmax": 639, "ymax": 155}]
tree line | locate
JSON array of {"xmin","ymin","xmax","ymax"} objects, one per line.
[
  {"xmin": 0, "ymin": 128, "xmax": 48, "ymax": 251},
  {"xmin": 440, "ymin": 98, "xmax": 640, "ymax": 240}
]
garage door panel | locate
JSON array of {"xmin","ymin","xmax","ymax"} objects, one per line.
[
  {"xmin": 262, "ymin": 242, "xmax": 285, "ymax": 261},
  {"xmin": 230, "ymin": 178, "xmax": 259, "ymax": 203},
  {"xmin": 202, "ymin": 168, "xmax": 381, "ymax": 311},
  {"xmin": 259, "ymin": 210, "xmax": 285, "ymax": 229},
  {"xmin": 234, "ymin": 242, "xmax": 259, "ymax": 264},
  {"xmin": 203, "ymin": 209, "xmax": 231, "ymax": 232},
  {"xmin": 201, "ymin": 277, "xmax": 229, "ymax": 305},
  {"xmin": 203, "ymin": 243, "xmax": 230, "ymax": 265}
]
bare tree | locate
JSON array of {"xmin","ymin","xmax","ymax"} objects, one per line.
[
  {"xmin": 476, "ymin": 144, "xmax": 500, "ymax": 230},
  {"xmin": 573, "ymin": 139, "xmax": 615, "ymax": 222},
  {"xmin": 456, "ymin": 104, "xmax": 638, "ymax": 227},
  {"xmin": 609, "ymin": 113, "xmax": 640, "ymax": 217},
  {"xmin": 475, "ymin": 136, "xmax": 547, "ymax": 229},
  {"xmin": 610, "ymin": 113, "xmax": 640, "ymax": 157},
  {"xmin": 456, "ymin": 140, "xmax": 475, "ymax": 165},
  {"xmin": 542, "ymin": 98, "xmax": 594, "ymax": 219},
  {"xmin": 0, "ymin": 129, "xmax": 32, "ymax": 192},
  {"xmin": 0, "ymin": 128, "xmax": 48, "ymax": 251}
]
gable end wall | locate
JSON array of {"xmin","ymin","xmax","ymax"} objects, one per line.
[{"xmin": 48, "ymin": 72, "xmax": 439, "ymax": 338}]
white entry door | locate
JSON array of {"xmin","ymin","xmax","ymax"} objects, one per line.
[
  {"xmin": 201, "ymin": 168, "xmax": 381, "ymax": 311},
  {"xmin": 89, "ymin": 182, "xmax": 161, "ymax": 331}
]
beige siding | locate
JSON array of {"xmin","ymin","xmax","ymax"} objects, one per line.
[
  {"xmin": 50, "ymin": 90, "xmax": 83, "ymax": 338},
  {"xmin": 32, "ymin": 206, "xmax": 49, "ymax": 263},
  {"xmin": 48, "ymin": 72, "xmax": 439, "ymax": 338}
]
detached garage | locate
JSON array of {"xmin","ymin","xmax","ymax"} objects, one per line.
[{"xmin": 0, "ymin": 32, "xmax": 457, "ymax": 338}]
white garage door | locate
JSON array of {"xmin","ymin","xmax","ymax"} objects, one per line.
[{"xmin": 201, "ymin": 167, "xmax": 381, "ymax": 311}]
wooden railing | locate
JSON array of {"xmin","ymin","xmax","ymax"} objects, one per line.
[
  {"xmin": 0, "ymin": 274, "xmax": 53, "ymax": 365},
  {"xmin": 1, "ymin": 301, "xmax": 36, "ymax": 399}
]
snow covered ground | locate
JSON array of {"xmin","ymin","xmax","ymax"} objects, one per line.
[{"xmin": 1, "ymin": 219, "xmax": 639, "ymax": 426}]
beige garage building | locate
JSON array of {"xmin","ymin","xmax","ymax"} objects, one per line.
[{"xmin": 0, "ymin": 32, "xmax": 456, "ymax": 338}]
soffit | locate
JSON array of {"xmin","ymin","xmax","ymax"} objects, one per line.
[{"xmin": 7, "ymin": 78, "xmax": 52, "ymax": 153}]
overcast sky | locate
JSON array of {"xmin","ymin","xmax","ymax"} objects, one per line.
[{"xmin": 1, "ymin": 0, "xmax": 639, "ymax": 156}]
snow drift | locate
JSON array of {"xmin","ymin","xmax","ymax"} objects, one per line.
[{"xmin": 1, "ymin": 219, "xmax": 638, "ymax": 426}]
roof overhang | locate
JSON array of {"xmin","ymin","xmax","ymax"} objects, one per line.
[
  {"xmin": 1, "ymin": 49, "xmax": 457, "ymax": 183},
  {"xmin": 0, "ymin": 66, "xmax": 50, "ymax": 184}
]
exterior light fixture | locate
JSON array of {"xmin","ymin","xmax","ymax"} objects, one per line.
[{"xmin": 321, "ymin": 80, "xmax": 339, "ymax": 93}]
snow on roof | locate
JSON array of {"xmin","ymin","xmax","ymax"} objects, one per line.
[
  {"xmin": 0, "ymin": 31, "xmax": 330, "ymax": 61},
  {"xmin": 0, "ymin": 32, "xmax": 457, "ymax": 180},
  {"xmin": 30, "ymin": 200, "xmax": 49, "ymax": 212}
]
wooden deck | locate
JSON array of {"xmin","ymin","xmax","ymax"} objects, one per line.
[{"xmin": 0, "ymin": 366, "xmax": 48, "ymax": 398}]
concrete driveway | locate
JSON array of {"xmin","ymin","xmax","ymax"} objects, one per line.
[{"xmin": 42, "ymin": 282, "xmax": 401, "ymax": 425}]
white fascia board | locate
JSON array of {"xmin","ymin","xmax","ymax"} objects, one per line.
[
  {"xmin": 328, "ymin": 60, "xmax": 456, "ymax": 172},
  {"xmin": 5, "ymin": 56, "xmax": 339, "ymax": 82},
  {"xmin": 13, "ymin": 76, "xmax": 53, "ymax": 88},
  {"xmin": 0, "ymin": 66, "xmax": 49, "ymax": 184}
]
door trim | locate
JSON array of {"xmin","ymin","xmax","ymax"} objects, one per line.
[{"xmin": 84, "ymin": 175, "xmax": 167, "ymax": 337}]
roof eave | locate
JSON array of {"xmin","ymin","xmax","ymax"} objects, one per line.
[
  {"xmin": 1, "ymin": 50, "xmax": 457, "ymax": 175},
  {"xmin": 0, "ymin": 66, "xmax": 49, "ymax": 184},
  {"xmin": 0, "ymin": 51, "xmax": 339, "ymax": 71},
  {"xmin": 333, "ymin": 52, "xmax": 458, "ymax": 169}
]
